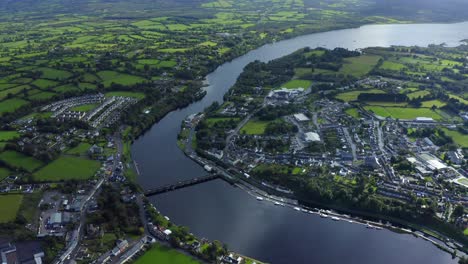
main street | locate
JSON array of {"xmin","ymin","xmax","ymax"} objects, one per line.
[{"xmin": 56, "ymin": 133, "xmax": 124, "ymax": 264}]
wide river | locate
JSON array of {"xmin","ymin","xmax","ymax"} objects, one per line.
[{"xmin": 132, "ymin": 22, "xmax": 468, "ymax": 264}]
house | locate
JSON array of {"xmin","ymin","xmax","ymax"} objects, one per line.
[
  {"xmin": 365, "ymin": 156, "xmax": 380, "ymax": 169},
  {"xmin": 88, "ymin": 144, "xmax": 103, "ymax": 155},
  {"xmin": 294, "ymin": 113, "xmax": 310, "ymax": 122},
  {"xmin": 446, "ymin": 151, "xmax": 463, "ymax": 165},
  {"xmin": 0, "ymin": 239, "xmax": 44, "ymax": 264},
  {"xmin": 111, "ymin": 240, "xmax": 129, "ymax": 256}
]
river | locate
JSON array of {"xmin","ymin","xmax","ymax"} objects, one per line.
[{"xmin": 132, "ymin": 22, "xmax": 468, "ymax": 264}]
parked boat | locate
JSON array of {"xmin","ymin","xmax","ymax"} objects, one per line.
[
  {"xmin": 331, "ymin": 216, "xmax": 340, "ymax": 221},
  {"xmin": 256, "ymin": 196, "xmax": 264, "ymax": 201},
  {"xmin": 294, "ymin": 207, "xmax": 301, "ymax": 211}
]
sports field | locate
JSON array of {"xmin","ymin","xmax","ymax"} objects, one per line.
[
  {"xmin": 134, "ymin": 244, "xmax": 200, "ymax": 264},
  {"xmin": 364, "ymin": 106, "xmax": 443, "ymax": 120}
]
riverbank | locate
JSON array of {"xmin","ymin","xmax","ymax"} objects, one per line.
[{"xmin": 180, "ymin": 139, "xmax": 467, "ymax": 258}]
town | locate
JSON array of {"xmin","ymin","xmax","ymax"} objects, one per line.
[{"xmin": 179, "ymin": 46, "xmax": 468, "ymax": 256}]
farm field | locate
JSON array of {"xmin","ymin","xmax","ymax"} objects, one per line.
[
  {"xmin": 420, "ymin": 100, "xmax": 446, "ymax": 108},
  {"xmin": 0, "ymin": 167, "xmax": 10, "ymax": 181},
  {"xmin": 33, "ymin": 156, "xmax": 100, "ymax": 181},
  {"xmin": 0, "ymin": 98, "xmax": 28, "ymax": 115},
  {"xmin": 379, "ymin": 61, "xmax": 406, "ymax": 71},
  {"xmin": 0, "ymin": 131, "xmax": 20, "ymax": 141},
  {"xmin": 0, "ymin": 151, "xmax": 44, "ymax": 172},
  {"xmin": 407, "ymin": 90, "xmax": 430, "ymax": 99},
  {"xmin": 449, "ymin": 94, "xmax": 468, "ymax": 105},
  {"xmin": 335, "ymin": 89, "xmax": 385, "ymax": 102},
  {"xmin": 0, "ymin": 194, "xmax": 23, "ymax": 223},
  {"xmin": 134, "ymin": 244, "xmax": 200, "ymax": 264},
  {"xmin": 67, "ymin": 143, "xmax": 93, "ymax": 155},
  {"xmin": 364, "ymin": 106, "xmax": 443, "ymax": 120},
  {"xmin": 97, "ymin": 71, "xmax": 146, "ymax": 87},
  {"xmin": 339, "ymin": 55, "xmax": 381, "ymax": 77},
  {"xmin": 441, "ymin": 128, "xmax": 468, "ymax": 147}
]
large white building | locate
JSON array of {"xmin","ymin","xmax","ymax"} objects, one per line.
[{"xmin": 304, "ymin": 132, "xmax": 321, "ymax": 142}]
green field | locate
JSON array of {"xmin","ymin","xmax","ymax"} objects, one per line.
[
  {"xmin": 97, "ymin": 71, "xmax": 146, "ymax": 87},
  {"xmin": 0, "ymin": 167, "xmax": 10, "ymax": 181},
  {"xmin": 339, "ymin": 55, "xmax": 381, "ymax": 77},
  {"xmin": 0, "ymin": 85, "xmax": 30, "ymax": 100},
  {"xmin": 335, "ymin": 89, "xmax": 385, "ymax": 102},
  {"xmin": 281, "ymin": 79, "xmax": 312, "ymax": 89},
  {"xmin": 66, "ymin": 143, "xmax": 92, "ymax": 155},
  {"xmin": 380, "ymin": 61, "xmax": 406, "ymax": 71},
  {"xmin": 70, "ymin": 104, "xmax": 98, "ymax": 112},
  {"xmin": 31, "ymin": 79, "xmax": 58, "ymax": 89},
  {"xmin": 37, "ymin": 67, "xmax": 72, "ymax": 80},
  {"xmin": 0, "ymin": 151, "xmax": 44, "ymax": 172},
  {"xmin": 0, "ymin": 131, "xmax": 20, "ymax": 141},
  {"xmin": 345, "ymin": 108, "xmax": 360, "ymax": 118},
  {"xmin": 448, "ymin": 94, "xmax": 468, "ymax": 105},
  {"xmin": 240, "ymin": 119, "xmax": 270, "ymax": 135},
  {"xmin": 134, "ymin": 244, "xmax": 200, "ymax": 264},
  {"xmin": 421, "ymin": 100, "xmax": 446, "ymax": 108},
  {"xmin": 28, "ymin": 91, "xmax": 57, "ymax": 101},
  {"xmin": 407, "ymin": 90, "xmax": 430, "ymax": 99},
  {"xmin": 364, "ymin": 106, "xmax": 443, "ymax": 120},
  {"xmin": 0, "ymin": 98, "xmax": 29, "ymax": 115},
  {"xmin": 33, "ymin": 156, "xmax": 100, "ymax": 181},
  {"xmin": 441, "ymin": 128, "xmax": 468, "ymax": 147},
  {"xmin": 0, "ymin": 194, "xmax": 23, "ymax": 223}
]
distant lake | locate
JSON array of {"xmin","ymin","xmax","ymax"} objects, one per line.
[{"xmin": 133, "ymin": 21, "xmax": 468, "ymax": 264}]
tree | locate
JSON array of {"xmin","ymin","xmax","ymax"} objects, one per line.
[
  {"xmin": 459, "ymin": 256, "xmax": 468, "ymax": 264},
  {"xmin": 452, "ymin": 205, "xmax": 465, "ymax": 219}
]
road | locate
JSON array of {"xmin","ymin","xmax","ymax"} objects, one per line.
[
  {"xmin": 376, "ymin": 121, "xmax": 385, "ymax": 154},
  {"xmin": 342, "ymin": 127, "xmax": 357, "ymax": 161},
  {"xmin": 56, "ymin": 134, "xmax": 124, "ymax": 264},
  {"xmin": 57, "ymin": 178, "xmax": 104, "ymax": 264}
]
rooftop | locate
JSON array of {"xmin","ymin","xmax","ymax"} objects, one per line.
[{"xmin": 304, "ymin": 132, "xmax": 321, "ymax": 142}]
